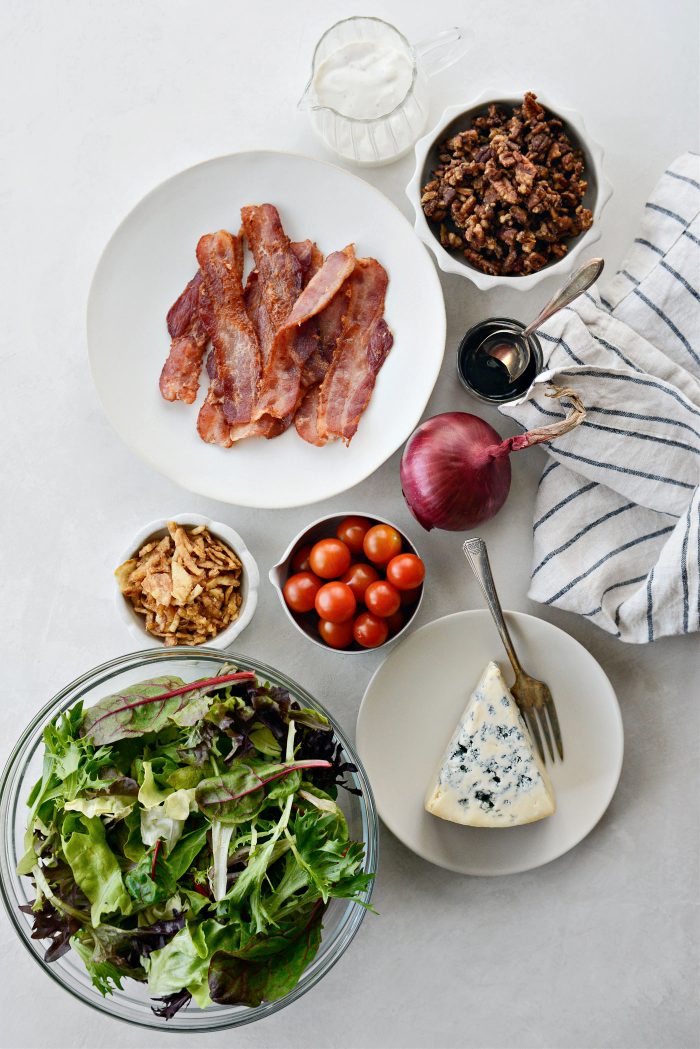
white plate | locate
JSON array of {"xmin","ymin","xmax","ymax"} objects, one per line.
[
  {"xmin": 356, "ymin": 610, "xmax": 624, "ymax": 875},
  {"xmin": 87, "ymin": 151, "xmax": 446, "ymax": 508}
]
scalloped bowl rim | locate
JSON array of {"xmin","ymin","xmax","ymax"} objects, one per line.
[
  {"xmin": 114, "ymin": 513, "xmax": 260, "ymax": 650},
  {"xmin": 406, "ymin": 89, "xmax": 613, "ymax": 292}
]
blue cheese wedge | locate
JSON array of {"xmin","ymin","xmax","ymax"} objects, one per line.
[{"xmin": 425, "ymin": 661, "xmax": 556, "ymax": 827}]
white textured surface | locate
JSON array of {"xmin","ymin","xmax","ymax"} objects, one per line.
[{"xmin": 1, "ymin": 1, "xmax": 698, "ymax": 1046}]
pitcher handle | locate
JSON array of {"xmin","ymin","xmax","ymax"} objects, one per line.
[{"xmin": 413, "ymin": 26, "xmax": 472, "ymax": 78}]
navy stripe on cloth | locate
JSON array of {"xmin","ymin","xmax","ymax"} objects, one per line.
[
  {"xmin": 632, "ymin": 288, "xmax": 700, "ymax": 366},
  {"xmin": 526, "ymin": 399, "xmax": 700, "ymax": 455},
  {"xmin": 635, "ymin": 237, "xmax": 664, "ymax": 255},
  {"xmin": 538, "ymin": 330, "xmax": 586, "ymax": 365},
  {"xmin": 646, "ymin": 567, "xmax": 655, "ymax": 641},
  {"xmin": 582, "ymin": 418, "xmax": 699, "ymax": 454},
  {"xmin": 532, "ymin": 503, "xmax": 636, "ymax": 577},
  {"xmin": 681, "ymin": 504, "xmax": 691, "ymax": 632},
  {"xmin": 533, "ymin": 482, "xmax": 598, "ymax": 532},
  {"xmin": 588, "ymin": 333, "xmax": 643, "ymax": 373},
  {"xmin": 585, "ymin": 405, "xmax": 700, "ymax": 440},
  {"xmin": 556, "ymin": 368, "xmax": 700, "ymax": 419},
  {"xmin": 537, "ymin": 461, "xmax": 559, "ymax": 487},
  {"xmin": 645, "ymin": 202, "xmax": 689, "ymax": 227},
  {"xmin": 545, "ymin": 527, "xmax": 674, "ymax": 604},
  {"xmin": 683, "ymin": 229, "xmax": 700, "ymax": 247},
  {"xmin": 563, "ymin": 305, "xmax": 644, "ymax": 372},
  {"xmin": 580, "ymin": 574, "xmax": 648, "ymax": 617},
  {"xmin": 659, "ymin": 258, "xmax": 700, "ymax": 304},
  {"xmin": 620, "ymin": 269, "xmax": 640, "ymax": 285},
  {"xmin": 549, "ymin": 445, "xmax": 694, "ymax": 491},
  {"xmin": 666, "ymin": 168, "xmax": 700, "ymax": 191}
]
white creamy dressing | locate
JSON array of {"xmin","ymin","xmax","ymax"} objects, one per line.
[{"xmin": 312, "ymin": 40, "xmax": 414, "ymax": 120}]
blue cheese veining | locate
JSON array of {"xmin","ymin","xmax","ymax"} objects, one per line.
[{"xmin": 425, "ymin": 662, "xmax": 556, "ymax": 827}]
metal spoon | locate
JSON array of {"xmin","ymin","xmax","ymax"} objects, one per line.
[{"xmin": 478, "ymin": 257, "xmax": 605, "ymax": 383}]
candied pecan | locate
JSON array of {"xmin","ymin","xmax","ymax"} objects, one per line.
[
  {"xmin": 420, "ymin": 92, "xmax": 593, "ymax": 276},
  {"xmin": 502, "ymin": 249, "xmax": 519, "ymax": 274},
  {"xmin": 522, "ymin": 92, "xmax": 545, "ymax": 122},
  {"xmin": 463, "ymin": 247, "xmax": 501, "ymax": 274},
  {"xmin": 522, "ymin": 251, "xmax": 549, "ymax": 273},
  {"xmin": 489, "ymin": 173, "xmax": 519, "ymax": 205},
  {"xmin": 517, "ymin": 230, "xmax": 537, "ymax": 253}
]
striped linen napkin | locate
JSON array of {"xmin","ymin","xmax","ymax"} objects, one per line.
[{"xmin": 500, "ymin": 152, "xmax": 700, "ymax": 643}]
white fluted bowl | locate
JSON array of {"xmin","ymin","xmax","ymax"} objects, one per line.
[
  {"xmin": 114, "ymin": 513, "xmax": 259, "ymax": 649},
  {"xmin": 407, "ymin": 89, "xmax": 613, "ymax": 292}
]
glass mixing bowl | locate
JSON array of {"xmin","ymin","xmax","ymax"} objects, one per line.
[{"xmin": 0, "ymin": 648, "xmax": 378, "ymax": 1031}]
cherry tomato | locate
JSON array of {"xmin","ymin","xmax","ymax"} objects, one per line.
[
  {"xmin": 318, "ymin": 618, "xmax": 354, "ymax": 649},
  {"xmin": 385, "ymin": 609, "xmax": 405, "ymax": 636},
  {"xmin": 363, "ymin": 524, "xmax": 402, "ymax": 566},
  {"xmin": 291, "ymin": 543, "xmax": 313, "ymax": 573},
  {"xmin": 315, "ymin": 581, "xmax": 356, "ymax": 623},
  {"xmin": 336, "ymin": 516, "xmax": 372, "ymax": 556},
  {"xmin": 353, "ymin": 611, "xmax": 389, "ymax": 649},
  {"xmin": 386, "ymin": 553, "xmax": 425, "ymax": 591},
  {"xmin": 341, "ymin": 562, "xmax": 380, "ymax": 603},
  {"xmin": 400, "ymin": 585, "xmax": 423, "ymax": 607},
  {"xmin": 283, "ymin": 572, "xmax": 322, "ymax": 614},
  {"xmin": 364, "ymin": 579, "xmax": 401, "ymax": 617},
  {"xmin": 309, "ymin": 538, "xmax": 352, "ymax": 580}
]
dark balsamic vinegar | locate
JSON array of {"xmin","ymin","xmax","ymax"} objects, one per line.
[{"xmin": 458, "ymin": 319, "xmax": 539, "ymax": 402}]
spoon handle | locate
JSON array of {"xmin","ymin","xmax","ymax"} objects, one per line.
[
  {"xmin": 462, "ymin": 538, "xmax": 524, "ymax": 677},
  {"xmin": 522, "ymin": 257, "xmax": 605, "ymax": 338}
]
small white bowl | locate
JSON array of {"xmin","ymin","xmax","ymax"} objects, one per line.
[
  {"xmin": 269, "ymin": 511, "xmax": 424, "ymax": 655},
  {"xmin": 406, "ymin": 89, "xmax": 613, "ymax": 292},
  {"xmin": 114, "ymin": 513, "xmax": 259, "ymax": 649}
]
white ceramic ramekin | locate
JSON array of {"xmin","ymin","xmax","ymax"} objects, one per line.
[
  {"xmin": 269, "ymin": 511, "xmax": 424, "ymax": 655},
  {"xmin": 406, "ymin": 89, "xmax": 613, "ymax": 292},
  {"xmin": 114, "ymin": 513, "xmax": 259, "ymax": 649}
]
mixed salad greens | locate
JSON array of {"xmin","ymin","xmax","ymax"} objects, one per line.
[{"xmin": 18, "ymin": 666, "xmax": 373, "ymax": 1017}]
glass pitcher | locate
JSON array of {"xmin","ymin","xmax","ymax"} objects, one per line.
[{"xmin": 298, "ymin": 17, "xmax": 470, "ymax": 167}]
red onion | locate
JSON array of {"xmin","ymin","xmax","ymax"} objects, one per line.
[{"xmin": 400, "ymin": 385, "xmax": 585, "ymax": 531}]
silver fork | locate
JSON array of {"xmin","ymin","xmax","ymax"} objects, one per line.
[{"xmin": 462, "ymin": 537, "xmax": 564, "ymax": 762}]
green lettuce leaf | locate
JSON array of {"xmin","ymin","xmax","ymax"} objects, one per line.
[
  {"xmin": 125, "ymin": 849, "xmax": 176, "ymax": 907},
  {"xmin": 71, "ymin": 938, "xmax": 127, "ymax": 996},
  {"xmin": 61, "ymin": 814, "xmax": 131, "ymax": 925},
  {"xmin": 80, "ymin": 676, "xmax": 189, "ymax": 745},
  {"xmin": 145, "ymin": 925, "xmax": 208, "ymax": 1000},
  {"xmin": 194, "ymin": 760, "xmax": 330, "ymax": 825},
  {"xmin": 247, "ymin": 724, "xmax": 282, "ymax": 758},
  {"xmin": 140, "ymin": 807, "xmax": 186, "ymax": 852},
  {"xmin": 138, "ymin": 762, "xmax": 172, "ymax": 809},
  {"xmin": 208, "ymin": 905, "xmax": 324, "ymax": 1007},
  {"xmin": 288, "ymin": 810, "xmax": 373, "ymax": 904},
  {"xmin": 64, "ymin": 795, "xmax": 134, "ymax": 820},
  {"xmin": 167, "ymin": 826, "xmax": 208, "ymax": 881}
]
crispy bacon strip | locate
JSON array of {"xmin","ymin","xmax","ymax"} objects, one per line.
[
  {"xmin": 159, "ymin": 272, "xmax": 208, "ymax": 404},
  {"xmin": 196, "ymin": 231, "xmax": 261, "ymax": 431},
  {"xmin": 254, "ymin": 246, "xmax": 356, "ymax": 421},
  {"xmin": 316, "ymin": 258, "xmax": 393, "ymax": 445},
  {"xmin": 161, "ymin": 235, "xmax": 317, "ymax": 414},
  {"xmin": 291, "ymin": 239, "xmax": 324, "ymax": 286},
  {"xmin": 230, "ymin": 213, "xmax": 321, "ymax": 442},
  {"xmin": 241, "ymin": 204, "xmax": 303, "ymax": 333},
  {"xmin": 295, "ymin": 286, "xmax": 350, "ymax": 445},
  {"xmin": 235, "ymin": 240, "xmax": 323, "ymax": 442},
  {"xmin": 294, "ymin": 387, "xmax": 324, "ymax": 446},
  {"xmin": 197, "ymin": 394, "xmax": 233, "ymax": 447}
]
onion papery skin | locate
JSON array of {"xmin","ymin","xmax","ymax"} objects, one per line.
[{"xmin": 400, "ymin": 412, "xmax": 511, "ymax": 532}]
